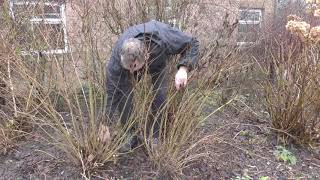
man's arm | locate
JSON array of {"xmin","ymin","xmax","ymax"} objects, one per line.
[
  {"xmin": 164, "ymin": 26, "xmax": 200, "ymax": 71},
  {"xmin": 161, "ymin": 25, "xmax": 199, "ymax": 90},
  {"xmin": 105, "ymin": 57, "xmax": 133, "ymax": 124}
]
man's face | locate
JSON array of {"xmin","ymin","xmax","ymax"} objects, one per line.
[
  {"xmin": 129, "ymin": 58, "xmax": 145, "ymax": 73},
  {"xmin": 121, "ymin": 55, "xmax": 145, "ymax": 74},
  {"xmin": 120, "ymin": 38, "xmax": 150, "ymax": 73}
]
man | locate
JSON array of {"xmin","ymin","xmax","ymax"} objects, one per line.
[{"xmin": 105, "ymin": 20, "xmax": 199, "ymax": 149}]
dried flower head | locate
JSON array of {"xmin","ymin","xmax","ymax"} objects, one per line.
[
  {"xmin": 309, "ymin": 26, "xmax": 320, "ymax": 43},
  {"xmin": 286, "ymin": 15, "xmax": 320, "ymax": 44},
  {"xmin": 314, "ymin": 8, "xmax": 320, "ymax": 17},
  {"xmin": 286, "ymin": 20, "xmax": 311, "ymax": 40},
  {"xmin": 287, "ymin": 15, "xmax": 303, "ymax": 22}
]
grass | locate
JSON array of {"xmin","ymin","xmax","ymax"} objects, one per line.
[
  {"xmin": 262, "ymin": 38, "xmax": 320, "ymax": 145},
  {"xmin": 0, "ymin": 28, "xmax": 30, "ymax": 155},
  {"xmin": 251, "ymin": 16, "xmax": 320, "ymax": 146},
  {"xmin": 0, "ymin": 122, "xmax": 17, "ymax": 155},
  {"xmin": 4, "ymin": 1, "xmax": 319, "ymax": 179},
  {"xmin": 127, "ymin": 57, "xmax": 240, "ymax": 178},
  {"xmin": 0, "ymin": 115, "xmax": 30, "ymax": 155},
  {"xmin": 0, "ymin": 5, "xmax": 128, "ymax": 178}
]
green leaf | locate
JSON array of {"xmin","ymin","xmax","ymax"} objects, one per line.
[
  {"xmin": 273, "ymin": 146, "xmax": 297, "ymax": 165},
  {"xmin": 259, "ymin": 176, "xmax": 270, "ymax": 180}
]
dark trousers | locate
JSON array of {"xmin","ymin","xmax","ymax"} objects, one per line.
[
  {"xmin": 106, "ymin": 68, "xmax": 169, "ymax": 138},
  {"xmin": 147, "ymin": 69, "xmax": 169, "ymax": 138}
]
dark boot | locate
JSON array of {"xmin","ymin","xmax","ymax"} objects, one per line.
[{"xmin": 119, "ymin": 132, "xmax": 141, "ymax": 153}]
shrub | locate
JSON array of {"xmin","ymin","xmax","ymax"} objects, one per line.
[
  {"xmin": 263, "ymin": 16, "xmax": 320, "ymax": 145},
  {"xmin": 0, "ymin": 0, "xmax": 240, "ymax": 178}
]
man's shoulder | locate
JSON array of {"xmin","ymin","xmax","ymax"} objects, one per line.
[
  {"xmin": 115, "ymin": 20, "xmax": 170, "ymax": 51},
  {"xmin": 129, "ymin": 20, "xmax": 170, "ymax": 32}
]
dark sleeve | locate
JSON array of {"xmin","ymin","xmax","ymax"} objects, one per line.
[{"xmin": 164, "ymin": 26, "xmax": 200, "ymax": 71}]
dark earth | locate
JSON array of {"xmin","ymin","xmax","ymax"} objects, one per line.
[{"xmin": 1, "ymin": 106, "xmax": 319, "ymax": 180}]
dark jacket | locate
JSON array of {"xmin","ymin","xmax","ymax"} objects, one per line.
[{"xmin": 106, "ymin": 20, "xmax": 199, "ymax": 123}]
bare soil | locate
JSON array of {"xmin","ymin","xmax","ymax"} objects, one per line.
[{"xmin": 1, "ymin": 107, "xmax": 319, "ymax": 179}]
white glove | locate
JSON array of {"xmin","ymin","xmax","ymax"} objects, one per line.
[{"xmin": 175, "ymin": 66, "xmax": 188, "ymax": 90}]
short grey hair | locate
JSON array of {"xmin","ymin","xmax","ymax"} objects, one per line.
[{"xmin": 120, "ymin": 38, "xmax": 145, "ymax": 69}]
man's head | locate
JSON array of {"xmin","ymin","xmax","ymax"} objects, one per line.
[{"xmin": 120, "ymin": 38, "xmax": 147, "ymax": 73}]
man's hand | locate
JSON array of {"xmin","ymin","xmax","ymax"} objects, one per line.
[
  {"xmin": 98, "ymin": 124, "xmax": 111, "ymax": 145},
  {"xmin": 175, "ymin": 66, "xmax": 188, "ymax": 90}
]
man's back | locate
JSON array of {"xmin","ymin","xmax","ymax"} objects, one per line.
[
  {"xmin": 108, "ymin": 20, "xmax": 196, "ymax": 75},
  {"xmin": 105, "ymin": 20, "xmax": 199, "ymax": 149}
]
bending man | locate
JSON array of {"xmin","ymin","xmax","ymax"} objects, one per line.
[{"xmin": 106, "ymin": 20, "xmax": 199, "ymax": 149}]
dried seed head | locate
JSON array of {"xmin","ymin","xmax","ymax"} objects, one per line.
[
  {"xmin": 285, "ymin": 20, "xmax": 311, "ymax": 41},
  {"xmin": 287, "ymin": 15, "xmax": 303, "ymax": 22},
  {"xmin": 309, "ymin": 26, "xmax": 320, "ymax": 43},
  {"xmin": 314, "ymin": 9, "xmax": 320, "ymax": 17},
  {"xmin": 286, "ymin": 14, "xmax": 320, "ymax": 44}
]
